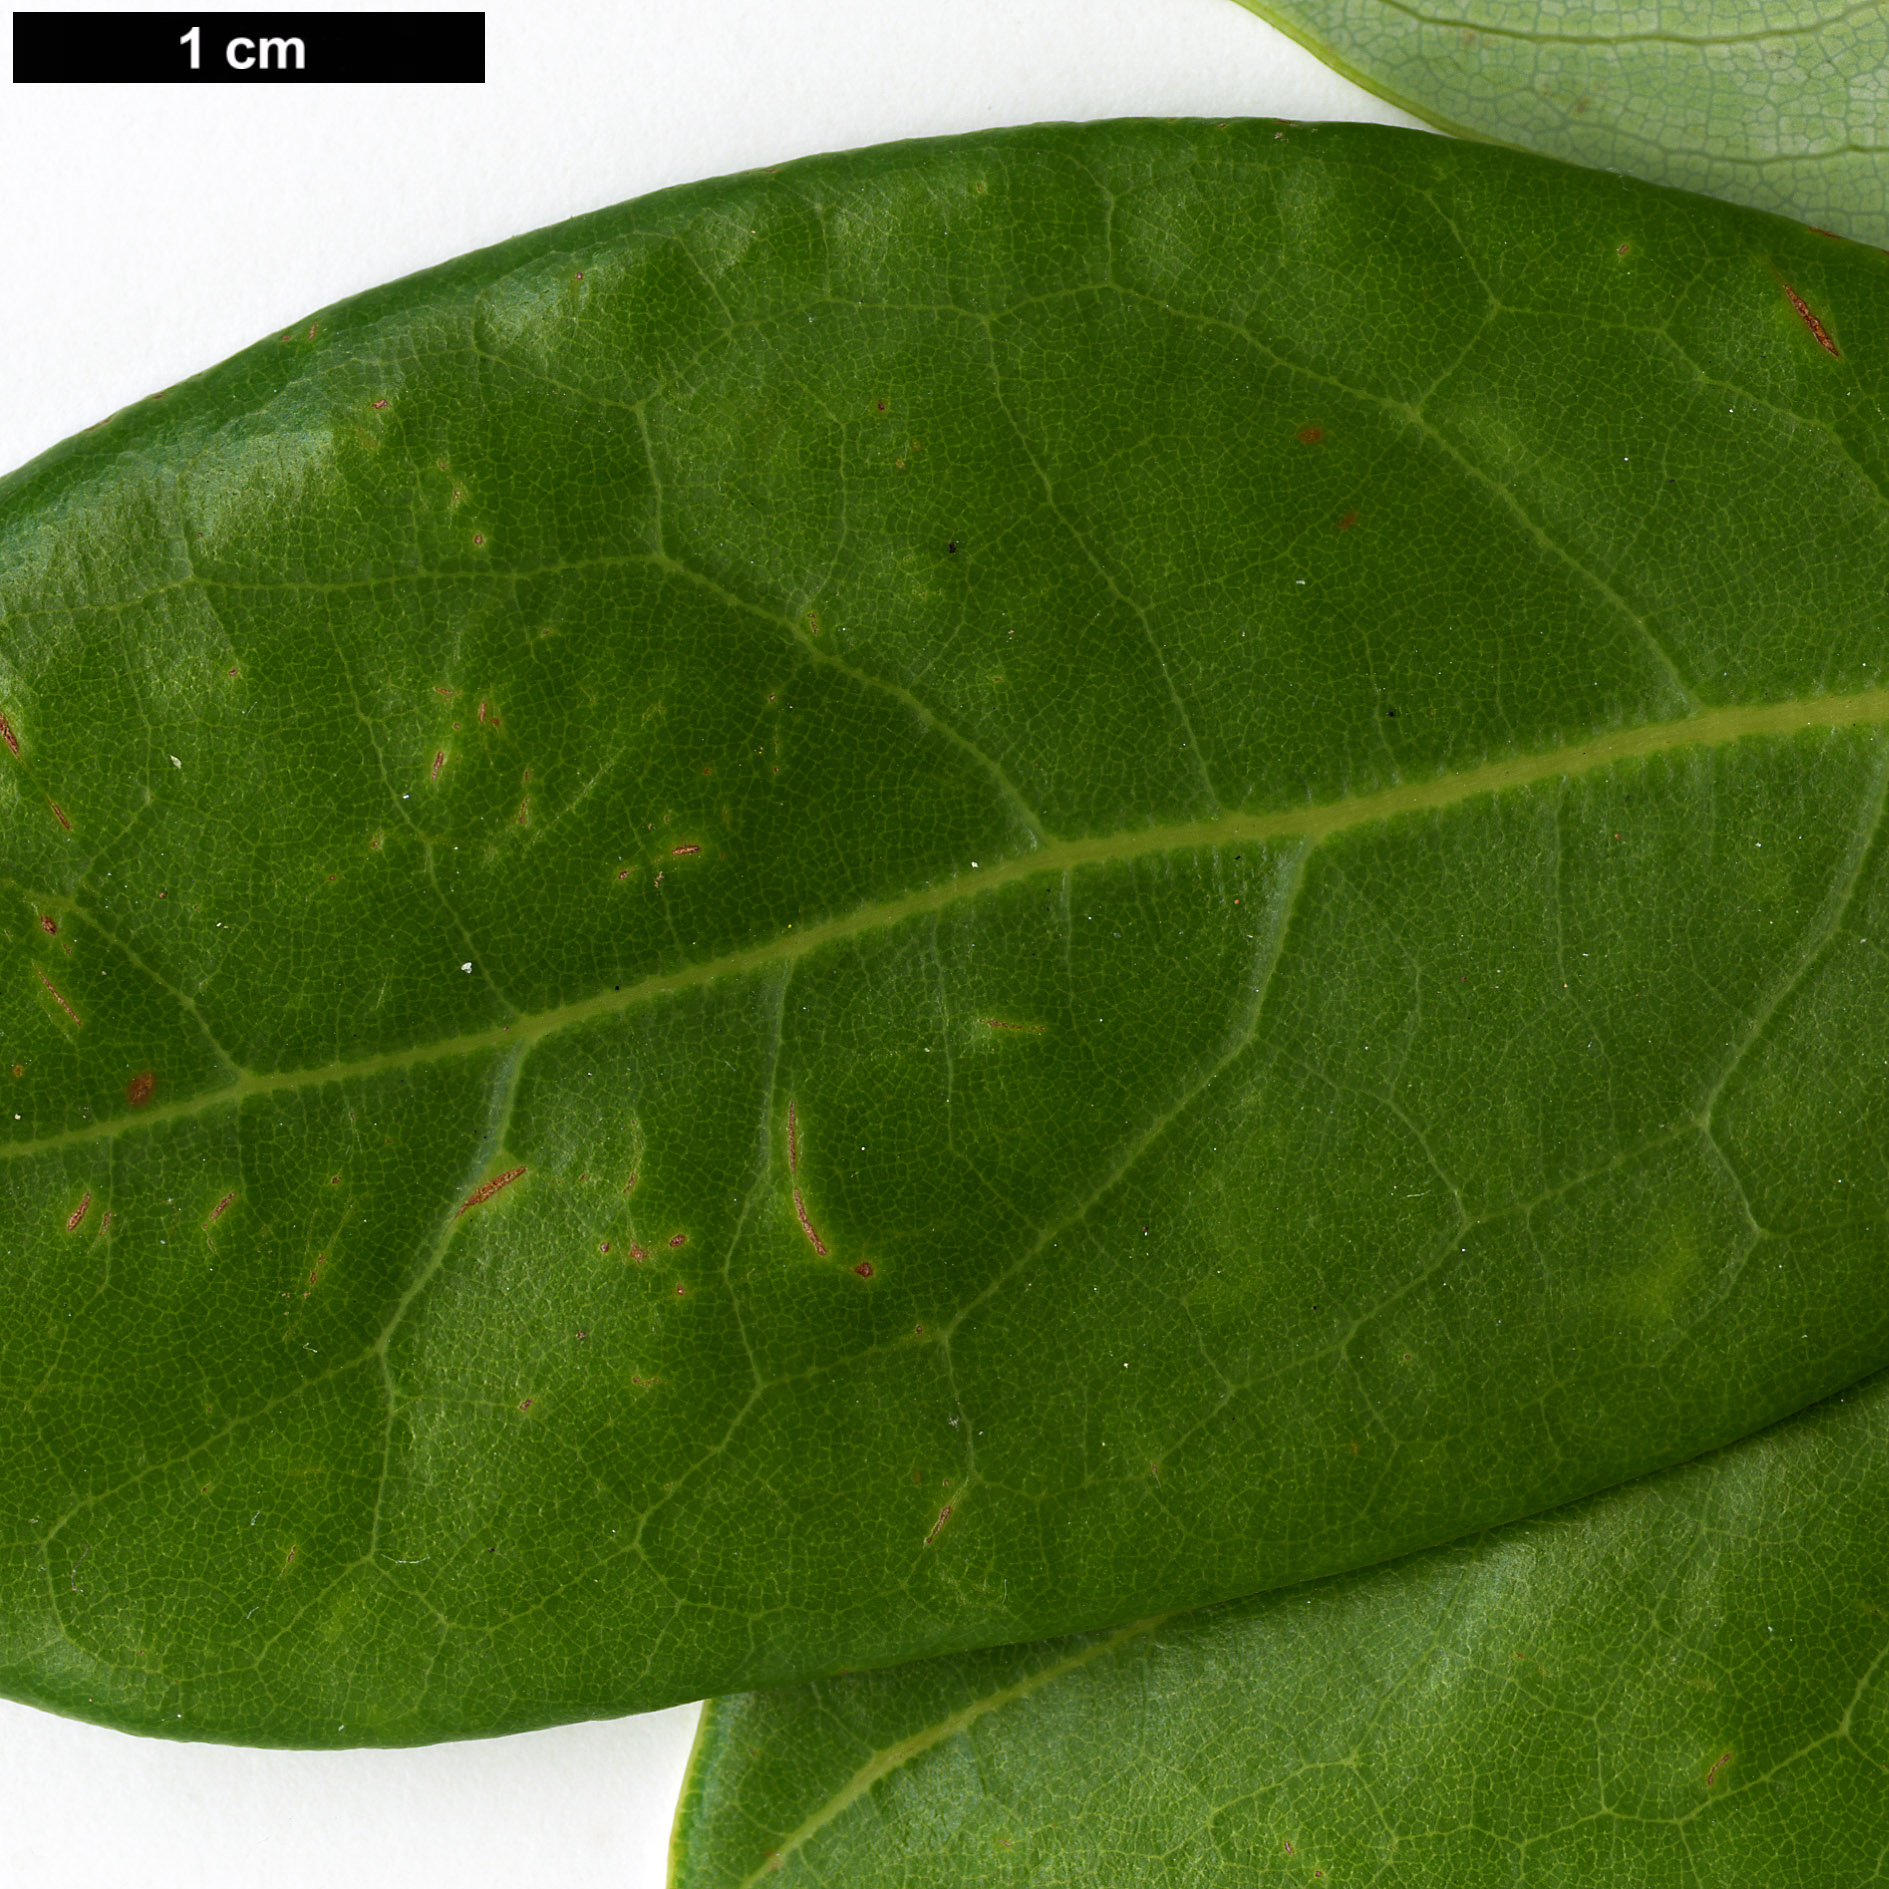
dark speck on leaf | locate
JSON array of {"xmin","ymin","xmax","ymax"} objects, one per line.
[
  {"xmin": 125, "ymin": 1070, "xmax": 157, "ymax": 1109},
  {"xmin": 946, "ymin": 541, "xmax": 959, "ymax": 554}
]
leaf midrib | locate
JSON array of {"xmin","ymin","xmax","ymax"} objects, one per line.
[
  {"xmin": 14, "ymin": 684, "xmax": 1889, "ymax": 1165},
  {"xmin": 701, "ymin": 1614, "xmax": 1170, "ymax": 1889}
]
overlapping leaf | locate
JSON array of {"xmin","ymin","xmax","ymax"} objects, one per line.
[
  {"xmin": 1231, "ymin": 0, "xmax": 1889, "ymax": 244},
  {"xmin": 673, "ymin": 1369, "xmax": 1889, "ymax": 1886},
  {"xmin": 3, "ymin": 120, "xmax": 1888, "ymax": 1746}
]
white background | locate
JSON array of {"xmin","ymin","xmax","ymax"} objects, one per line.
[{"xmin": 0, "ymin": 4, "xmax": 1418, "ymax": 1882}]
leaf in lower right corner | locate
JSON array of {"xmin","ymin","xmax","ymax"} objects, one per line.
[
  {"xmin": 1232, "ymin": 0, "xmax": 1889, "ymax": 247},
  {"xmin": 672, "ymin": 1368, "xmax": 1889, "ymax": 1886}
]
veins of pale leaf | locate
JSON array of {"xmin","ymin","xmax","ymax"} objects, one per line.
[
  {"xmin": 1695, "ymin": 730, "xmax": 1889, "ymax": 1129},
  {"xmin": 1354, "ymin": 618, "xmax": 1406, "ymax": 788},
  {"xmin": 771, "ymin": 184, "xmax": 835, "ymax": 305},
  {"xmin": 72, "ymin": 776, "xmax": 161, "ymax": 878},
  {"xmin": 1352, "ymin": 1551, "xmax": 1482, "ymax": 1742},
  {"xmin": 515, "ymin": 746, "xmax": 628, "ymax": 851},
  {"xmin": 649, "ymin": 546, "xmax": 1052, "ymax": 851},
  {"xmin": 720, "ymin": 1617, "xmax": 1166, "ymax": 1889},
  {"xmin": 1359, "ymin": 0, "xmax": 1880, "ymax": 53},
  {"xmin": 1548, "ymin": 786, "xmax": 1623, "ymax": 1138},
  {"xmin": 935, "ymin": 845, "xmax": 1310, "ymax": 1476},
  {"xmin": 464, "ymin": 323, "xmax": 650, "ymax": 420},
  {"xmin": 632, "ymin": 397, "xmax": 665, "ymax": 558},
  {"xmin": 366, "ymin": 1043, "xmax": 527, "ymax": 1577},
  {"xmin": 714, "ymin": 961, "xmax": 791, "ymax": 1397},
  {"xmin": 2, "ymin": 871, "xmax": 246, "ymax": 1080},
  {"xmin": 977, "ymin": 315, "xmax": 1223, "ymax": 820},
  {"xmin": 1517, "ymin": 1209, "xmax": 1569, "ymax": 1399},
  {"xmin": 1108, "ymin": 281, "xmax": 1705, "ymax": 715},
  {"xmin": 323, "ymin": 617, "xmax": 523, "ymax": 1017},
  {"xmin": 37, "ymin": 1347, "xmax": 369, "ymax": 1629},
  {"xmin": 736, "ymin": 306, "xmax": 854, "ymax": 613},
  {"xmin": 373, "ymin": 1041, "xmax": 526, "ymax": 1366},
  {"xmin": 615, "ymin": 1373, "xmax": 767, "ymax": 1573},
  {"xmin": 1413, "ymin": 407, "xmax": 1703, "ymax": 718},
  {"xmin": 1650, "ymin": 325, "xmax": 1889, "ymax": 518},
  {"xmin": 1693, "ymin": 1118, "xmax": 1774, "ymax": 1244},
  {"xmin": 924, "ymin": 917, "xmax": 962, "ymax": 1167}
]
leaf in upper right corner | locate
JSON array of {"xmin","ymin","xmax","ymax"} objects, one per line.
[
  {"xmin": 1233, "ymin": 0, "xmax": 1889, "ymax": 247},
  {"xmin": 671, "ymin": 1368, "xmax": 1889, "ymax": 1887}
]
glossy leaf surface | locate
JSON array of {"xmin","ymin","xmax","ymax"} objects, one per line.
[
  {"xmin": 1234, "ymin": 0, "xmax": 1889, "ymax": 245},
  {"xmin": 4, "ymin": 120, "xmax": 1889, "ymax": 1745},
  {"xmin": 674, "ymin": 1369, "xmax": 1889, "ymax": 1887}
]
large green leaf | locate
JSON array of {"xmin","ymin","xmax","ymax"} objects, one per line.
[
  {"xmin": 672, "ymin": 1368, "xmax": 1889, "ymax": 1887},
  {"xmin": 3, "ymin": 119, "xmax": 1889, "ymax": 1746},
  {"xmin": 1232, "ymin": 0, "xmax": 1889, "ymax": 245}
]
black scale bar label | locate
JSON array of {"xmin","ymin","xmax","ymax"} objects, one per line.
[{"xmin": 13, "ymin": 12, "xmax": 484, "ymax": 81}]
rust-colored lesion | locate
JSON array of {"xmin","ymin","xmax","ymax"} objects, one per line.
[
  {"xmin": 64, "ymin": 1191, "xmax": 91, "ymax": 1233},
  {"xmin": 456, "ymin": 1164, "xmax": 527, "ymax": 1218},
  {"xmin": 0, "ymin": 711, "xmax": 19, "ymax": 758},
  {"xmin": 787, "ymin": 1099, "xmax": 830, "ymax": 1255},
  {"xmin": 36, "ymin": 969, "xmax": 83, "ymax": 1029},
  {"xmin": 1775, "ymin": 271, "xmax": 1841, "ymax": 357}
]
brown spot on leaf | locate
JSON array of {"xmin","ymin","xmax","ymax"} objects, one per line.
[
  {"xmin": 795, "ymin": 1188, "xmax": 828, "ymax": 1257},
  {"xmin": 1296, "ymin": 425, "xmax": 1324, "ymax": 445},
  {"xmin": 1776, "ymin": 273, "xmax": 1841, "ymax": 356},
  {"xmin": 0, "ymin": 712, "xmax": 19, "ymax": 757},
  {"xmin": 38, "ymin": 915, "xmax": 56, "ymax": 935},
  {"xmin": 37, "ymin": 970, "xmax": 82, "ymax": 1028},
  {"xmin": 457, "ymin": 1165, "xmax": 527, "ymax": 1218},
  {"xmin": 66, "ymin": 1192, "xmax": 91, "ymax": 1233}
]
